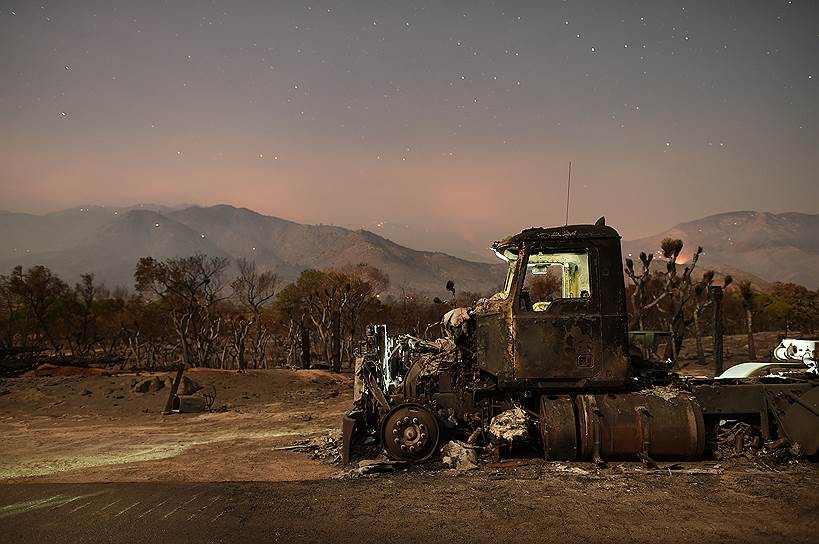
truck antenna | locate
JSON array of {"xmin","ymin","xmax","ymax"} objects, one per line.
[{"xmin": 565, "ymin": 161, "xmax": 572, "ymax": 226}]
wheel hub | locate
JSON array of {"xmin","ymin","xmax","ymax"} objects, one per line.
[{"xmin": 380, "ymin": 403, "xmax": 440, "ymax": 461}]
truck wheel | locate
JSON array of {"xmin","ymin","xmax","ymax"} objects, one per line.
[{"xmin": 380, "ymin": 403, "xmax": 440, "ymax": 462}]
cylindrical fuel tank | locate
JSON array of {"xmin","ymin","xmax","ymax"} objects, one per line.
[{"xmin": 575, "ymin": 391, "xmax": 705, "ymax": 459}]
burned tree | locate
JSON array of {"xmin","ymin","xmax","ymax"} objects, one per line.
[
  {"xmin": 624, "ymin": 251, "xmax": 654, "ymax": 330},
  {"xmin": 305, "ymin": 266, "xmax": 388, "ymax": 371},
  {"xmin": 691, "ymin": 270, "xmax": 716, "ymax": 364},
  {"xmin": 64, "ymin": 274, "xmax": 107, "ymax": 356},
  {"xmin": 275, "ymin": 269, "xmax": 324, "ymax": 368},
  {"xmin": 691, "ymin": 272, "xmax": 733, "ymax": 365},
  {"xmin": 134, "ymin": 254, "xmax": 230, "ymax": 413},
  {"xmin": 275, "ymin": 266, "xmax": 387, "ymax": 371},
  {"xmin": 626, "ymin": 238, "xmax": 706, "ymax": 361},
  {"xmin": 738, "ymin": 280, "xmax": 757, "ymax": 360},
  {"xmin": 660, "ymin": 239, "xmax": 703, "ymax": 360},
  {"xmin": 230, "ymin": 258, "xmax": 279, "ymax": 370},
  {"xmin": 2, "ymin": 265, "xmax": 69, "ymax": 353}
]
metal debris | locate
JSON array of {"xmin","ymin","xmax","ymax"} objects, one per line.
[
  {"xmin": 281, "ymin": 431, "xmax": 344, "ymax": 464},
  {"xmin": 355, "ymin": 456, "xmax": 409, "ymax": 475},
  {"xmin": 714, "ymin": 421, "xmax": 803, "ymax": 469}
]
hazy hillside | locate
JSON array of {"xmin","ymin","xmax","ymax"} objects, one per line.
[
  {"xmin": 2, "ymin": 206, "xmax": 815, "ymax": 295},
  {"xmin": 623, "ymin": 211, "xmax": 819, "ymax": 289},
  {"xmin": 0, "ymin": 205, "xmax": 507, "ymax": 296}
]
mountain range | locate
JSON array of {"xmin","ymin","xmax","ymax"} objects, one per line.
[
  {"xmin": 0, "ymin": 205, "xmax": 507, "ymax": 297},
  {"xmin": 622, "ymin": 211, "xmax": 819, "ymax": 289},
  {"xmin": 0, "ymin": 206, "xmax": 816, "ymax": 295}
]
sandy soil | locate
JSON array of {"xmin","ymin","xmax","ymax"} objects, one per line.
[{"xmin": 0, "ymin": 367, "xmax": 352, "ymax": 482}]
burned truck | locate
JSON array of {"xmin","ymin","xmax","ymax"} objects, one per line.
[{"xmin": 342, "ymin": 219, "xmax": 819, "ymax": 464}]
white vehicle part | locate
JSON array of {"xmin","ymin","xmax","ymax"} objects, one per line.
[
  {"xmin": 772, "ymin": 338, "xmax": 818, "ymax": 376},
  {"xmin": 773, "ymin": 338, "xmax": 817, "ymax": 363},
  {"xmin": 717, "ymin": 361, "xmax": 807, "ymax": 379}
]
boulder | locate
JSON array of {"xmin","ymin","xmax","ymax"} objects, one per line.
[
  {"xmin": 132, "ymin": 376, "xmax": 165, "ymax": 393},
  {"xmin": 166, "ymin": 375, "xmax": 204, "ymax": 396}
]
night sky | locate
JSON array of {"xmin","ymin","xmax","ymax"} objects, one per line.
[{"xmin": 1, "ymin": 1, "xmax": 817, "ymax": 257}]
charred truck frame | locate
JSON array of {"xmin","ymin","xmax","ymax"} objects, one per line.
[{"xmin": 342, "ymin": 219, "xmax": 819, "ymax": 464}]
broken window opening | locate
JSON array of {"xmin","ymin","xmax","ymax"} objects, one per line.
[{"xmin": 521, "ymin": 250, "xmax": 591, "ymax": 311}]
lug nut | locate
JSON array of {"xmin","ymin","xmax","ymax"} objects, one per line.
[
  {"xmin": 400, "ymin": 445, "xmax": 407, "ymax": 451},
  {"xmin": 420, "ymin": 433, "xmax": 427, "ymax": 439},
  {"xmin": 412, "ymin": 417, "xmax": 419, "ymax": 424},
  {"xmin": 419, "ymin": 424, "xmax": 426, "ymax": 431},
  {"xmin": 394, "ymin": 438, "xmax": 400, "ymax": 444},
  {"xmin": 403, "ymin": 416, "xmax": 410, "ymax": 423},
  {"xmin": 392, "ymin": 428, "xmax": 399, "ymax": 435}
]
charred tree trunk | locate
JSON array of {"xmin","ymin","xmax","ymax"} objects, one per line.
[
  {"xmin": 709, "ymin": 286, "xmax": 724, "ymax": 377},
  {"xmin": 331, "ymin": 309, "xmax": 341, "ymax": 372},
  {"xmin": 164, "ymin": 313, "xmax": 192, "ymax": 414},
  {"xmin": 693, "ymin": 310, "xmax": 705, "ymax": 365},
  {"xmin": 746, "ymin": 308, "xmax": 756, "ymax": 360},
  {"xmin": 301, "ymin": 322, "xmax": 311, "ymax": 370},
  {"xmin": 237, "ymin": 339, "xmax": 247, "ymax": 372}
]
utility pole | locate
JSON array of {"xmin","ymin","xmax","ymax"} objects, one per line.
[{"xmin": 565, "ymin": 161, "xmax": 572, "ymax": 226}]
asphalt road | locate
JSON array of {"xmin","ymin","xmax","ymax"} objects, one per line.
[{"xmin": 2, "ymin": 469, "xmax": 818, "ymax": 544}]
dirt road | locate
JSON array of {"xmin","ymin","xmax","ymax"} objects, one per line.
[{"xmin": 2, "ymin": 468, "xmax": 817, "ymax": 544}]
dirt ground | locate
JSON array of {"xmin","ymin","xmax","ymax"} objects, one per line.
[
  {"xmin": 0, "ymin": 367, "xmax": 352, "ymax": 482},
  {"xmin": 0, "ymin": 331, "xmax": 809, "ymax": 484},
  {"xmin": 0, "ymin": 332, "xmax": 816, "ymax": 542}
]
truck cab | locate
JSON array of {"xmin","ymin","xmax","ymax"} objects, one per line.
[{"xmin": 474, "ymin": 219, "xmax": 630, "ymax": 390}]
